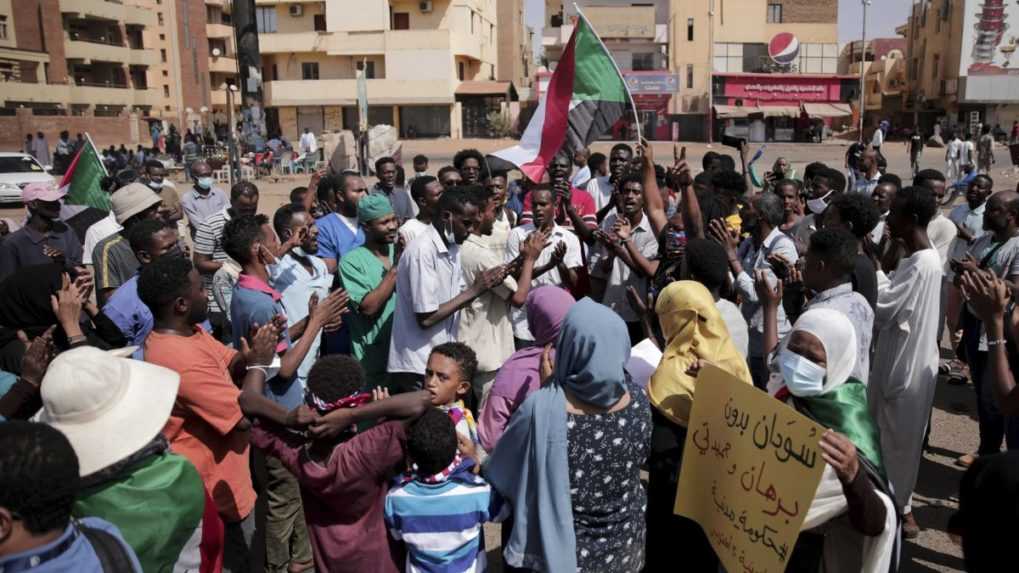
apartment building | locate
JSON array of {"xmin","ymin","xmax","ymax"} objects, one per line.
[
  {"xmin": 671, "ymin": 0, "xmax": 854, "ymax": 142},
  {"xmin": 900, "ymin": 0, "xmax": 1018, "ymax": 135},
  {"xmin": 839, "ymin": 38, "xmax": 907, "ymax": 117},
  {"xmin": 257, "ymin": 0, "xmax": 508, "ymax": 140},
  {"xmin": 496, "ymin": 0, "xmax": 534, "ymax": 100},
  {"xmin": 0, "ymin": 0, "xmax": 237, "ymax": 149},
  {"xmin": 541, "ymin": 0, "xmax": 678, "ymax": 139}
]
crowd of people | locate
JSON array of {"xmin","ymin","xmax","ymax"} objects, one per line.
[{"xmin": 1, "ymin": 136, "xmax": 1018, "ymax": 573}]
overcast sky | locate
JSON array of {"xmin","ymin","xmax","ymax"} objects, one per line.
[{"xmin": 522, "ymin": 0, "xmax": 915, "ymax": 57}]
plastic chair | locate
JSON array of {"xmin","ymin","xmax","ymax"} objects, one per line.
[
  {"xmin": 213, "ymin": 167, "xmax": 230, "ymax": 183},
  {"xmin": 280, "ymin": 154, "xmax": 293, "ymax": 175},
  {"xmin": 240, "ymin": 165, "xmax": 256, "ymax": 181},
  {"xmin": 292, "ymin": 153, "xmax": 307, "ymax": 174}
]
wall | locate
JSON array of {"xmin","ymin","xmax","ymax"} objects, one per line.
[
  {"xmin": 270, "ymin": 52, "xmax": 386, "ymax": 80},
  {"xmin": 0, "ymin": 108, "xmax": 148, "ymax": 150},
  {"xmin": 389, "ymin": 0, "xmax": 453, "ymax": 30},
  {"xmin": 13, "ymin": 0, "xmax": 67, "ymax": 83},
  {"xmin": 780, "ymin": 0, "xmax": 837, "ymax": 24},
  {"xmin": 274, "ymin": 2, "xmax": 324, "ymax": 34},
  {"xmin": 495, "ymin": 0, "xmax": 522, "ymax": 84},
  {"xmin": 389, "ymin": 48, "xmax": 451, "ymax": 81},
  {"xmin": 325, "ymin": 0, "xmax": 387, "ymax": 32},
  {"xmin": 174, "ymin": 0, "xmax": 211, "ymax": 112}
]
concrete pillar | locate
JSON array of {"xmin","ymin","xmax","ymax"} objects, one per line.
[
  {"xmin": 451, "ymin": 102, "xmax": 462, "ymax": 139},
  {"xmin": 392, "ymin": 105, "xmax": 400, "ymax": 133}
]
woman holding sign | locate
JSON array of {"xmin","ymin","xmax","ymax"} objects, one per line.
[{"xmin": 761, "ymin": 302, "xmax": 898, "ymax": 572}]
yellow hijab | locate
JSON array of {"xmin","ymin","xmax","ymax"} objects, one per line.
[{"xmin": 648, "ymin": 281, "xmax": 753, "ymax": 427}]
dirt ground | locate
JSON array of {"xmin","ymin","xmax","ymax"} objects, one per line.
[{"xmin": 6, "ymin": 137, "xmax": 1009, "ymax": 572}]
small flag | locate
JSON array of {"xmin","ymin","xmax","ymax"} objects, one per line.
[
  {"xmin": 492, "ymin": 7, "xmax": 637, "ymax": 182},
  {"xmin": 59, "ymin": 133, "xmax": 110, "ymax": 210}
]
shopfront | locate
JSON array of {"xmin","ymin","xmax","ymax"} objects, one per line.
[{"xmin": 712, "ymin": 73, "xmax": 858, "ymax": 142}]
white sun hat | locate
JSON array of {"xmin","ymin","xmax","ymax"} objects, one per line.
[{"xmin": 38, "ymin": 346, "xmax": 180, "ymax": 477}]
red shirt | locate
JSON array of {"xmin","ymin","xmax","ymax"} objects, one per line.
[
  {"xmin": 251, "ymin": 421, "xmax": 407, "ymax": 573},
  {"xmin": 519, "ymin": 186, "xmax": 598, "ymax": 231}
]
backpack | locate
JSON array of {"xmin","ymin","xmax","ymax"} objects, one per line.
[{"xmin": 81, "ymin": 524, "xmax": 138, "ymax": 572}]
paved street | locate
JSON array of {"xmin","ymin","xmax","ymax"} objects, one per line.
[{"xmin": 5, "ymin": 137, "xmax": 1012, "ymax": 572}]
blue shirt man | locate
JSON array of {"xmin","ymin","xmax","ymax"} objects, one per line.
[
  {"xmin": 103, "ymin": 275, "xmax": 152, "ymax": 358},
  {"xmin": 0, "ymin": 517, "xmax": 142, "ymax": 573},
  {"xmin": 230, "ymin": 274, "xmax": 301, "ymax": 409}
]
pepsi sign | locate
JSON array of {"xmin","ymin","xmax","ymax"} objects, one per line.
[{"xmin": 768, "ymin": 33, "xmax": 800, "ymax": 65}]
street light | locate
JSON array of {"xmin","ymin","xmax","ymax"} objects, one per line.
[
  {"xmin": 858, "ymin": 0, "xmax": 871, "ymax": 143},
  {"xmin": 222, "ymin": 82, "xmax": 239, "ymax": 185}
]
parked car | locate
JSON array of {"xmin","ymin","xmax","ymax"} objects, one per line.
[{"xmin": 0, "ymin": 152, "xmax": 56, "ymax": 205}]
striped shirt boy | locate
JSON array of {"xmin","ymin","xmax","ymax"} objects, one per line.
[
  {"xmin": 384, "ymin": 461, "xmax": 507, "ymax": 573},
  {"xmin": 193, "ymin": 207, "xmax": 232, "ymax": 314}
]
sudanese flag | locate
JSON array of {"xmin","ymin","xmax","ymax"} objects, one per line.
[{"xmin": 492, "ymin": 10, "xmax": 635, "ymax": 182}]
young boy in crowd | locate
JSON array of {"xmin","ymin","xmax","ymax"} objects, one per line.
[
  {"xmin": 384, "ymin": 408, "xmax": 508, "ymax": 573},
  {"xmin": 249, "ymin": 355, "xmax": 431, "ymax": 573},
  {"xmin": 424, "ymin": 342, "xmax": 482, "ymax": 449}
]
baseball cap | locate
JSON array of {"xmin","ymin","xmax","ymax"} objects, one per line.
[{"xmin": 22, "ymin": 182, "xmax": 66, "ymax": 203}]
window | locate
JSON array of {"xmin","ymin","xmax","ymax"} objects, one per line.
[
  {"xmin": 767, "ymin": 4, "xmax": 782, "ymax": 23},
  {"xmin": 0, "ymin": 15, "xmax": 7, "ymax": 40},
  {"xmin": 687, "ymin": 18, "xmax": 694, "ymax": 42},
  {"xmin": 470, "ymin": 10, "xmax": 475, "ymax": 34},
  {"xmin": 160, "ymin": 48, "xmax": 167, "ymax": 63},
  {"xmin": 314, "ymin": 14, "xmax": 326, "ymax": 31},
  {"xmin": 632, "ymin": 53, "xmax": 655, "ymax": 71},
  {"xmin": 458, "ymin": 61, "xmax": 465, "ymax": 81},
  {"xmin": 159, "ymin": 33, "xmax": 165, "ymax": 41},
  {"xmin": 490, "ymin": 23, "xmax": 494, "ymax": 45},
  {"xmin": 713, "ymin": 42, "xmax": 743, "ymax": 73},
  {"xmin": 302, "ymin": 62, "xmax": 319, "ymax": 80},
  {"xmin": 356, "ymin": 60, "xmax": 376, "ymax": 79},
  {"xmin": 686, "ymin": 63, "xmax": 694, "ymax": 89},
  {"xmin": 271, "ymin": 64, "xmax": 278, "ymax": 80},
  {"xmin": 392, "ymin": 12, "xmax": 409, "ymax": 30},
  {"xmin": 932, "ymin": 53, "xmax": 940, "ymax": 80},
  {"xmin": 255, "ymin": 7, "xmax": 277, "ymax": 33},
  {"xmin": 157, "ymin": 12, "xmax": 164, "ymax": 25},
  {"xmin": 163, "ymin": 85, "xmax": 170, "ymax": 97},
  {"xmin": 162, "ymin": 70, "xmax": 168, "ymax": 77}
]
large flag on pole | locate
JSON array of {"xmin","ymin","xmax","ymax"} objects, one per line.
[
  {"xmin": 492, "ymin": 6, "xmax": 638, "ymax": 182},
  {"xmin": 59, "ymin": 133, "xmax": 110, "ymax": 210}
]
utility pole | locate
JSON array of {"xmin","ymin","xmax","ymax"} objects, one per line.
[
  {"xmin": 858, "ymin": 0, "xmax": 871, "ymax": 142},
  {"xmin": 706, "ymin": 0, "xmax": 715, "ymax": 144}
]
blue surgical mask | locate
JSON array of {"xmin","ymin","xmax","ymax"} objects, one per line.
[
  {"xmin": 196, "ymin": 177, "xmax": 213, "ymax": 190},
  {"xmin": 778, "ymin": 349, "xmax": 826, "ymax": 397}
]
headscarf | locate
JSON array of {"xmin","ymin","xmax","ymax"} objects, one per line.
[
  {"xmin": 648, "ymin": 281, "xmax": 751, "ymax": 427},
  {"xmin": 356, "ymin": 193, "xmax": 393, "ymax": 225},
  {"xmin": 790, "ymin": 309, "xmax": 897, "ymax": 573},
  {"xmin": 485, "ymin": 298, "xmax": 630, "ymax": 572},
  {"xmin": 479, "ymin": 287, "xmax": 575, "ymax": 451}
]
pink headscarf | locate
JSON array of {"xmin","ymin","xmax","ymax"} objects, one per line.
[{"xmin": 478, "ymin": 286, "xmax": 575, "ymax": 449}]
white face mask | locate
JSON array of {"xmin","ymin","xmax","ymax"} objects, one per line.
[
  {"xmin": 147, "ymin": 180, "xmax": 164, "ymax": 191},
  {"xmin": 196, "ymin": 177, "xmax": 213, "ymax": 190},
  {"xmin": 778, "ymin": 349, "xmax": 827, "ymax": 397},
  {"xmin": 807, "ymin": 191, "xmax": 833, "ymax": 215}
]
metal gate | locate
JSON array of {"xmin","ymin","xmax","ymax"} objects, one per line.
[{"xmin": 461, "ymin": 97, "xmax": 500, "ymax": 138}]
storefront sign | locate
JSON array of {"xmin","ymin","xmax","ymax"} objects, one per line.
[
  {"xmin": 675, "ymin": 364, "xmax": 826, "ymax": 573},
  {"xmin": 768, "ymin": 33, "xmax": 800, "ymax": 65},
  {"xmin": 717, "ymin": 74, "xmax": 845, "ymax": 103},
  {"xmin": 585, "ymin": 6, "xmax": 656, "ymax": 39},
  {"xmin": 626, "ymin": 73, "xmax": 679, "ymax": 94}
]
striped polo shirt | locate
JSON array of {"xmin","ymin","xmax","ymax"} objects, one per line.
[
  {"xmin": 193, "ymin": 207, "xmax": 232, "ymax": 313},
  {"xmin": 384, "ymin": 464, "xmax": 507, "ymax": 573}
]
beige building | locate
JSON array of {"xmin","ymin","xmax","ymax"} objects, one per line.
[
  {"xmin": 670, "ymin": 0, "xmax": 845, "ymax": 141},
  {"xmin": 496, "ymin": 0, "xmax": 534, "ymax": 101},
  {"xmin": 0, "ymin": 0, "xmax": 237, "ymax": 149},
  {"xmin": 900, "ymin": 0, "xmax": 1019, "ymax": 135},
  {"xmin": 839, "ymin": 39, "xmax": 907, "ymax": 120},
  {"xmin": 258, "ymin": 0, "xmax": 510, "ymax": 140}
]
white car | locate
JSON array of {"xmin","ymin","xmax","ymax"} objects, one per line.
[{"xmin": 0, "ymin": 152, "xmax": 56, "ymax": 205}]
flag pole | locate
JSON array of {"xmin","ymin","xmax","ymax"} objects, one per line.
[
  {"xmin": 84, "ymin": 132, "xmax": 109, "ymax": 177},
  {"xmin": 573, "ymin": 3, "xmax": 642, "ymax": 144}
]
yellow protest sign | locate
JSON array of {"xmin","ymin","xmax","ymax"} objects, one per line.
[{"xmin": 674, "ymin": 364, "xmax": 826, "ymax": 573}]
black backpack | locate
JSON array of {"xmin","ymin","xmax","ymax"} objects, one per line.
[{"xmin": 80, "ymin": 524, "xmax": 137, "ymax": 572}]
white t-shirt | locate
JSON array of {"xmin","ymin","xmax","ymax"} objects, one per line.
[
  {"xmin": 299, "ymin": 132, "xmax": 317, "ymax": 154},
  {"xmin": 82, "ymin": 212, "xmax": 122, "ymax": 266},
  {"xmin": 387, "ymin": 224, "xmax": 465, "ymax": 375},
  {"xmin": 585, "ymin": 175, "xmax": 614, "ymax": 213},
  {"xmin": 336, "ymin": 212, "xmax": 359, "ymax": 236},
  {"xmin": 505, "ymin": 223, "xmax": 583, "ymax": 340},
  {"xmin": 717, "ymin": 298, "xmax": 749, "ymax": 359},
  {"xmin": 399, "ymin": 218, "xmax": 431, "ymax": 248},
  {"xmin": 927, "ymin": 213, "xmax": 959, "ymax": 271}
]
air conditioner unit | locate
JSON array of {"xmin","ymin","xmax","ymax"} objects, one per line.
[
  {"xmin": 419, "ymin": 1, "xmax": 432, "ymax": 13},
  {"xmin": 289, "ymin": 4, "xmax": 303, "ymax": 17}
]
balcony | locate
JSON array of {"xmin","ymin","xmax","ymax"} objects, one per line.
[
  {"xmin": 206, "ymin": 23, "xmax": 233, "ymax": 39},
  {"xmin": 259, "ymin": 31, "xmax": 326, "ymax": 54},
  {"xmin": 208, "ymin": 56, "xmax": 238, "ymax": 74},
  {"xmin": 0, "ymin": 80, "xmax": 70, "ymax": 105},
  {"xmin": 65, "ymin": 39, "xmax": 159, "ymax": 67},
  {"xmin": 205, "ymin": 0, "xmax": 230, "ymax": 10},
  {"xmin": 68, "ymin": 85, "xmax": 160, "ymax": 107},
  {"xmin": 59, "ymin": 0, "xmax": 157, "ymax": 27},
  {"xmin": 264, "ymin": 78, "xmax": 452, "ymax": 106}
]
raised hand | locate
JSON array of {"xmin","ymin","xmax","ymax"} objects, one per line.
[
  {"xmin": 754, "ymin": 269, "xmax": 782, "ymax": 308},
  {"xmin": 520, "ymin": 228, "xmax": 549, "ymax": 261},
  {"xmin": 475, "ymin": 264, "xmax": 509, "ymax": 292},
  {"xmin": 708, "ymin": 218, "xmax": 739, "ymax": 260},
  {"xmin": 19, "ymin": 325, "xmax": 57, "ymax": 387},
  {"xmin": 549, "ymin": 241, "xmax": 567, "ymax": 266},
  {"xmin": 241, "ymin": 322, "xmax": 278, "ymax": 368},
  {"xmin": 50, "ymin": 273, "xmax": 83, "ymax": 330},
  {"xmin": 284, "ymin": 404, "xmax": 319, "ymax": 429},
  {"xmin": 962, "ymin": 269, "xmax": 1009, "ymax": 324},
  {"xmin": 313, "ymin": 288, "xmax": 350, "ymax": 325},
  {"xmin": 612, "ymin": 217, "xmax": 632, "ymax": 242}
]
